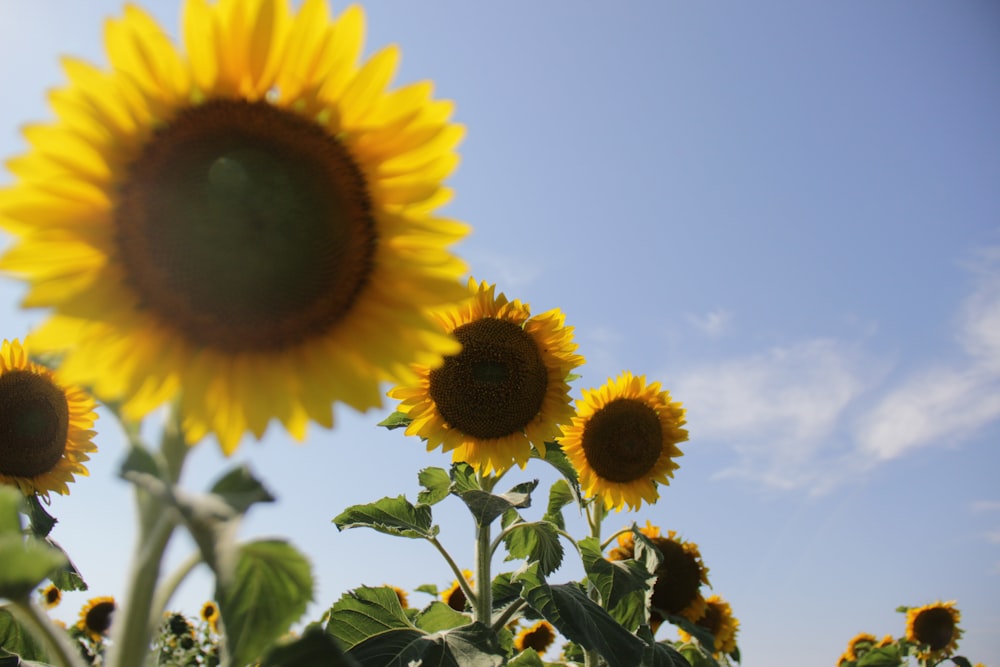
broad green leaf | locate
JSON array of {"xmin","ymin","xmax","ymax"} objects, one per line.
[
  {"xmin": 350, "ymin": 621, "xmax": 504, "ymax": 667},
  {"xmin": 415, "ymin": 583, "xmax": 440, "ymax": 597},
  {"xmin": 642, "ymin": 642, "xmax": 691, "ymax": 667},
  {"xmin": 413, "ymin": 601, "xmax": 470, "ymax": 633},
  {"xmin": 449, "ymin": 463, "xmax": 480, "ymax": 494},
  {"xmin": 333, "ymin": 496, "xmax": 437, "ymax": 539},
  {"xmin": 544, "ymin": 479, "xmax": 575, "ymax": 530},
  {"xmin": 217, "ymin": 539, "xmax": 314, "ymax": 667},
  {"xmin": 491, "ymin": 572, "xmax": 521, "ymax": 609},
  {"xmin": 209, "ymin": 465, "xmax": 276, "ymax": 514},
  {"xmin": 457, "ymin": 480, "xmax": 537, "ymax": 526},
  {"xmin": 0, "ymin": 536, "xmax": 67, "ymax": 602},
  {"xmin": 530, "ymin": 443, "xmax": 580, "ymax": 494},
  {"xmin": 44, "ymin": 539, "xmax": 87, "ymax": 592},
  {"xmin": 0, "ymin": 607, "xmax": 50, "ymax": 662},
  {"xmin": 678, "ymin": 643, "xmax": 715, "ymax": 667},
  {"xmin": 579, "ymin": 536, "xmax": 657, "ymax": 630},
  {"xmin": 856, "ymin": 646, "xmax": 904, "ymax": 666},
  {"xmin": 377, "ymin": 411, "xmax": 412, "ymax": 430},
  {"xmin": 503, "ymin": 521, "xmax": 564, "ymax": 576},
  {"xmin": 326, "ymin": 586, "xmax": 413, "ymax": 650},
  {"xmin": 259, "ymin": 624, "xmax": 359, "ymax": 667},
  {"xmin": 22, "ymin": 496, "xmax": 55, "ymax": 540},
  {"xmin": 417, "ymin": 467, "xmax": 452, "ymax": 506},
  {"xmin": 513, "ymin": 563, "xmax": 645, "ymax": 667},
  {"xmin": 507, "ymin": 647, "xmax": 546, "ymax": 666},
  {"xmin": 664, "ymin": 614, "xmax": 717, "ymax": 655}
]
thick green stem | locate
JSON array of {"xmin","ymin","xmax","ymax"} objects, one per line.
[
  {"xmin": 473, "ymin": 519, "xmax": 492, "ymax": 625},
  {"xmin": 10, "ymin": 597, "xmax": 87, "ymax": 667}
]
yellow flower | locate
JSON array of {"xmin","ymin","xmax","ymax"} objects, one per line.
[
  {"xmin": 677, "ymin": 595, "xmax": 739, "ymax": 657},
  {"xmin": 39, "ymin": 583, "xmax": 62, "ymax": 609},
  {"xmin": 390, "ymin": 279, "xmax": 583, "ymax": 474},
  {"xmin": 560, "ymin": 371, "xmax": 687, "ymax": 511},
  {"xmin": 841, "ymin": 632, "xmax": 877, "ymax": 661},
  {"xmin": 514, "ymin": 620, "xmax": 556, "ymax": 654},
  {"xmin": 905, "ymin": 600, "xmax": 962, "ymax": 660},
  {"xmin": 608, "ymin": 522, "xmax": 710, "ymax": 627},
  {"xmin": 0, "ymin": 338, "xmax": 98, "ymax": 498},
  {"xmin": 389, "ymin": 585, "xmax": 409, "ymax": 609},
  {"xmin": 441, "ymin": 569, "xmax": 473, "ymax": 612},
  {"xmin": 0, "ymin": 0, "xmax": 468, "ymax": 454},
  {"xmin": 200, "ymin": 601, "xmax": 220, "ymax": 634},
  {"xmin": 875, "ymin": 634, "xmax": 895, "ymax": 648},
  {"xmin": 76, "ymin": 596, "xmax": 115, "ymax": 642}
]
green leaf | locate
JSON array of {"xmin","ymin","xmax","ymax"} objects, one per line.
[
  {"xmin": 377, "ymin": 411, "xmax": 412, "ymax": 430},
  {"xmin": 503, "ymin": 521, "xmax": 564, "ymax": 576},
  {"xmin": 415, "ymin": 584, "xmax": 440, "ymax": 597},
  {"xmin": 0, "ymin": 538, "xmax": 67, "ymax": 602},
  {"xmin": 579, "ymin": 536, "xmax": 658, "ymax": 631},
  {"xmin": 449, "ymin": 463, "xmax": 481, "ymax": 494},
  {"xmin": 326, "ymin": 586, "xmax": 413, "ymax": 650},
  {"xmin": 457, "ymin": 480, "xmax": 538, "ymax": 526},
  {"xmin": 44, "ymin": 539, "xmax": 87, "ymax": 593},
  {"xmin": 216, "ymin": 539, "xmax": 314, "ymax": 667},
  {"xmin": 0, "ymin": 607, "xmax": 50, "ymax": 662},
  {"xmin": 413, "ymin": 601, "xmax": 470, "ymax": 633},
  {"xmin": 491, "ymin": 572, "xmax": 521, "ymax": 610},
  {"xmin": 417, "ymin": 467, "xmax": 452, "ymax": 506},
  {"xmin": 678, "ymin": 643, "xmax": 715, "ymax": 667},
  {"xmin": 544, "ymin": 480, "xmax": 575, "ymax": 530},
  {"xmin": 513, "ymin": 563, "xmax": 645, "ymax": 667},
  {"xmin": 507, "ymin": 648, "xmax": 546, "ymax": 666},
  {"xmin": 0, "ymin": 488, "xmax": 21, "ymax": 536},
  {"xmin": 664, "ymin": 615, "xmax": 718, "ymax": 657},
  {"xmin": 118, "ymin": 443, "xmax": 161, "ymax": 480},
  {"xmin": 531, "ymin": 443, "xmax": 580, "ymax": 492},
  {"xmin": 21, "ymin": 497, "xmax": 55, "ymax": 540},
  {"xmin": 950, "ymin": 658, "xmax": 974, "ymax": 667},
  {"xmin": 856, "ymin": 646, "xmax": 903, "ymax": 667},
  {"xmin": 333, "ymin": 496, "xmax": 437, "ymax": 539},
  {"xmin": 258, "ymin": 624, "xmax": 359, "ymax": 667},
  {"xmin": 641, "ymin": 636, "xmax": 691, "ymax": 667},
  {"xmin": 209, "ymin": 465, "xmax": 276, "ymax": 514}
]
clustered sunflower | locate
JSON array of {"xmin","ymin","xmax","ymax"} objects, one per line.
[
  {"xmin": 514, "ymin": 620, "xmax": 556, "ymax": 654},
  {"xmin": 390, "ymin": 278, "xmax": 583, "ymax": 474},
  {"xmin": 0, "ymin": 0, "xmax": 469, "ymax": 454},
  {"xmin": 678, "ymin": 594, "xmax": 740, "ymax": 657},
  {"xmin": 838, "ymin": 632, "xmax": 877, "ymax": 662},
  {"xmin": 0, "ymin": 338, "xmax": 98, "ymax": 498},
  {"xmin": 905, "ymin": 600, "xmax": 963, "ymax": 660}
]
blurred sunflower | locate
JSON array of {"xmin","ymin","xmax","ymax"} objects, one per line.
[
  {"xmin": 875, "ymin": 635, "xmax": 895, "ymax": 648},
  {"xmin": 200, "ymin": 601, "xmax": 220, "ymax": 634},
  {"xmin": 905, "ymin": 600, "xmax": 962, "ymax": 660},
  {"xmin": 841, "ymin": 632, "xmax": 877, "ymax": 661},
  {"xmin": 390, "ymin": 279, "xmax": 583, "ymax": 474},
  {"xmin": 0, "ymin": 338, "xmax": 98, "ymax": 498},
  {"xmin": 389, "ymin": 585, "xmax": 409, "ymax": 609},
  {"xmin": 514, "ymin": 620, "xmax": 556, "ymax": 654},
  {"xmin": 560, "ymin": 371, "xmax": 686, "ymax": 511},
  {"xmin": 677, "ymin": 594, "xmax": 739, "ymax": 657},
  {"xmin": 442, "ymin": 569, "xmax": 474, "ymax": 612},
  {"xmin": 76, "ymin": 596, "xmax": 116, "ymax": 642},
  {"xmin": 39, "ymin": 583, "xmax": 62, "ymax": 609},
  {"xmin": 608, "ymin": 522, "xmax": 709, "ymax": 627},
  {"xmin": 0, "ymin": 0, "xmax": 468, "ymax": 454}
]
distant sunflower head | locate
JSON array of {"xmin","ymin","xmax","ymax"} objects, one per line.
[
  {"xmin": 876, "ymin": 634, "xmax": 895, "ymax": 648},
  {"xmin": 905, "ymin": 600, "xmax": 962, "ymax": 660},
  {"xmin": 390, "ymin": 279, "xmax": 583, "ymax": 474},
  {"xmin": 514, "ymin": 620, "xmax": 556, "ymax": 654},
  {"xmin": 0, "ymin": 338, "xmax": 98, "ymax": 498},
  {"xmin": 842, "ymin": 632, "xmax": 877, "ymax": 661},
  {"xmin": 442, "ymin": 569, "xmax": 473, "ymax": 612},
  {"xmin": 0, "ymin": 0, "xmax": 469, "ymax": 454},
  {"xmin": 39, "ymin": 583, "xmax": 62, "ymax": 609},
  {"xmin": 389, "ymin": 585, "xmax": 409, "ymax": 609},
  {"xmin": 608, "ymin": 522, "xmax": 710, "ymax": 627},
  {"xmin": 76, "ymin": 596, "xmax": 115, "ymax": 641},
  {"xmin": 677, "ymin": 595, "xmax": 739, "ymax": 657},
  {"xmin": 201, "ymin": 601, "xmax": 220, "ymax": 634},
  {"xmin": 166, "ymin": 612, "xmax": 193, "ymax": 639},
  {"xmin": 560, "ymin": 372, "xmax": 687, "ymax": 511}
]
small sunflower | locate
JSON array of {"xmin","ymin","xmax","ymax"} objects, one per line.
[
  {"xmin": 76, "ymin": 596, "xmax": 115, "ymax": 642},
  {"xmin": 0, "ymin": 338, "xmax": 98, "ymax": 498},
  {"xmin": 390, "ymin": 279, "xmax": 583, "ymax": 474},
  {"xmin": 677, "ymin": 595, "xmax": 739, "ymax": 656},
  {"xmin": 39, "ymin": 583, "xmax": 62, "ymax": 609},
  {"xmin": 514, "ymin": 620, "xmax": 556, "ymax": 654},
  {"xmin": 560, "ymin": 371, "xmax": 687, "ymax": 511},
  {"xmin": 0, "ymin": 0, "xmax": 469, "ymax": 454},
  {"xmin": 905, "ymin": 600, "xmax": 962, "ymax": 660},
  {"xmin": 200, "ymin": 601, "xmax": 220, "ymax": 634},
  {"xmin": 875, "ymin": 634, "xmax": 895, "ymax": 648},
  {"xmin": 442, "ymin": 569, "xmax": 473, "ymax": 612},
  {"xmin": 841, "ymin": 632, "xmax": 877, "ymax": 661},
  {"xmin": 389, "ymin": 585, "xmax": 409, "ymax": 609},
  {"xmin": 608, "ymin": 522, "xmax": 710, "ymax": 627}
]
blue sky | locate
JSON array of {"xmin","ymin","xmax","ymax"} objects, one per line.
[{"xmin": 2, "ymin": 1, "xmax": 999, "ymax": 664}]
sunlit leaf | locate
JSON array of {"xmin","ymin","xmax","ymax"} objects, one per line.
[
  {"xmin": 507, "ymin": 647, "xmax": 546, "ymax": 666},
  {"xmin": 333, "ymin": 496, "xmax": 437, "ymax": 539},
  {"xmin": 377, "ymin": 411, "xmax": 412, "ymax": 430},
  {"xmin": 449, "ymin": 463, "xmax": 480, "ymax": 494},
  {"xmin": 456, "ymin": 480, "xmax": 537, "ymax": 526},
  {"xmin": 579, "ymin": 536, "xmax": 657, "ymax": 631},
  {"xmin": 44, "ymin": 538, "xmax": 87, "ymax": 592},
  {"xmin": 503, "ymin": 521, "xmax": 564, "ymax": 576},
  {"xmin": 413, "ymin": 601, "xmax": 470, "ymax": 633},
  {"xmin": 417, "ymin": 467, "xmax": 451, "ymax": 506},
  {"xmin": 0, "ymin": 607, "xmax": 49, "ymax": 662},
  {"xmin": 856, "ymin": 646, "xmax": 904, "ymax": 667}
]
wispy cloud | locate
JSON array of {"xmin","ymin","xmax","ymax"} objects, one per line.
[
  {"xmin": 971, "ymin": 500, "xmax": 1000, "ymax": 512},
  {"xmin": 687, "ymin": 308, "xmax": 733, "ymax": 338}
]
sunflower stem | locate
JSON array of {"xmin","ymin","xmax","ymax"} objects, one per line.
[
  {"xmin": 491, "ymin": 598, "xmax": 527, "ymax": 634},
  {"xmin": 9, "ymin": 596, "xmax": 88, "ymax": 667},
  {"xmin": 473, "ymin": 517, "xmax": 493, "ymax": 625},
  {"xmin": 149, "ymin": 550, "xmax": 204, "ymax": 632},
  {"xmin": 427, "ymin": 536, "xmax": 476, "ymax": 607}
]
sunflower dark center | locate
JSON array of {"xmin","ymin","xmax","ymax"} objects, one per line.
[
  {"xmin": 913, "ymin": 607, "xmax": 955, "ymax": 650},
  {"xmin": 85, "ymin": 601, "xmax": 115, "ymax": 636},
  {"xmin": 428, "ymin": 318, "xmax": 548, "ymax": 440},
  {"xmin": 697, "ymin": 602, "xmax": 723, "ymax": 635},
  {"xmin": 116, "ymin": 99, "xmax": 376, "ymax": 351},
  {"xmin": 649, "ymin": 537, "xmax": 703, "ymax": 620},
  {"xmin": 0, "ymin": 370, "xmax": 70, "ymax": 478},
  {"xmin": 580, "ymin": 398, "xmax": 663, "ymax": 483}
]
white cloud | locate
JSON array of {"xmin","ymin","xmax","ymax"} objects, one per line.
[
  {"xmin": 971, "ymin": 500, "xmax": 1000, "ymax": 512},
  {"xmin": 984, "ymin": 530, "xmax": 1000, "ymax": 545},
  {"xmin": 687, "ymin": 308, "xmax": 733, "ymax": 338}
]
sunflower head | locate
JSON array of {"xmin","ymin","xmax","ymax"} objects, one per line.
[
  {"xmin": 560, "ymin": 371, "xmax": 687, "ymax": 511},
  {"xmin": 39, "ymin": 583, "xmax": 62, "ymax": 609},
  {"xmin": 389, "ymin": 585, "xmax": 409, "ymax": 609},
  {"xmin": 875, "ymin": 634, "xmax": 895, "ymax": 648},
  {"xmin": 609, "ymin": 522, "xmax": 710, "ymax": 627},
  {"xmin": 76, "ymin": 596, "xmax": 115, "ymax": 642},
  {"xmin": 514, "ymin": 620, "xmax": 556, "ymax": 654},
  {"xmin": 0, "ymin": 338, "xmax": 98, "ymax": 498},
  {"xmin": 905, "ymin": 600, "xmax": 962, "ymax": 659},
  {"xmin": 0, "ymin": 0, "xmax": 469, "ymax": 454},
  {"xmin": 677, "ymin": 595, "xmax": 739, "ymax": 656},
  {"xmin": 842, "ymin": 632, "xmax": 877, "ymax": 661},
  {"xmin": 390, "ymin": 278, "xmax": 584, "ymax": 475},
  {"xmin": 200, "ymin": 601, "xmax": 220, "ymax": 634},
  {"xmin": 442, "ymin": 569, "xmax": 474, "ymax": 612}
]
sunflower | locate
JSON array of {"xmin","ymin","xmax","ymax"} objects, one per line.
[
  {"xmin": 389, "ymin": 585, "xmax": 409, "ymax": 609},
  {"xmin": 514, "ymin": 620, "xmax": 556, "ymax": 654},
  {"xmin": 0, "ymin": 0, "xmax": 469, "ymax": 454},
  {"xmin": 560, "ymin": 371, "xmax": 687, "ymax": 511},
  {"xmin": 39, "ymin": 583, "xmax": 62, "ymax": 609},
  {"xmin": 840, "ymin": 632, "xmax": 877, "ymax": 661},
  {"xmin": 608, "ymin": 522, "xmax": 710, "ymax": 627},
  {"xmin": 0, "ymin": 338, "xmax": 98, "ymax": 498},
  {"xmin": 905, "ymin": 600, "xmax": 962, "ymax": 660},
  {"xmin": 76, "ymin": 596, "xmax": 115, "ymax": 642},
  {"xmin": 875, "ymin": 634, "xmax": 895, "ymax": 648},
  {"xmin": 200, "ymin": 601, "xmax": 220, "ymax": 634},
  {"xmin": 389, "ymin": 279, "xmax": 583, "ymax": 474},
  {"xmin": 442, "ymin": 569, "xmax": 473, "ymax": 612},
  {"xmin": 677, "ymin": 595, "xmax": 739, "ymax": 657}
]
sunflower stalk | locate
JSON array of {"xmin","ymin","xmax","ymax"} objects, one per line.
[{"xmin": 473, "ymin": 513, "xmax": 493, "ymax": 625}]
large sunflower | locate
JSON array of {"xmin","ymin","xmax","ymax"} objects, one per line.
[
  {"xmin": 0, "ymin": 0, "xmax": 468, "ymax": 454},
  {"xmin": 76, "ymin": 596, "xmax": 116, "ymax": 642},
  {"xmin": 677, "ymin": 595, "xmax": 739, "ymax": 657},
  {"xmin": 608, "ymin": 522, "xmax": 710, "ymax": 627},
  {"xmin": 560, "ymin": 371, "xmax": 687, "ymax": 511},
  {"xmin": 905, "ymin": 600, "xmax": 962, "ymax": 660},
  {"xmin": 0, "ymin": 338, "xmax": 98, "ymax": 498},
  {"xmin": 389, "ymin": 279, "xmax": 583, "ymax": 474}
]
